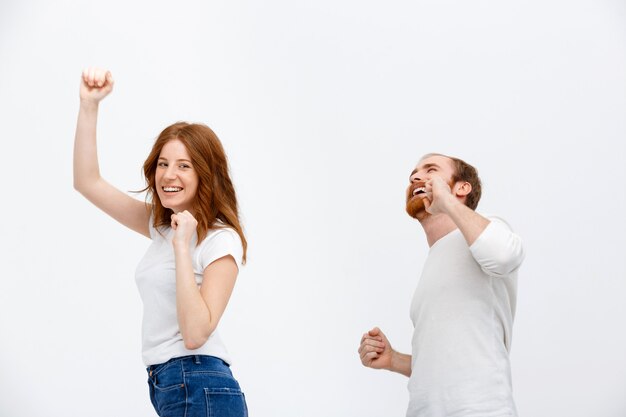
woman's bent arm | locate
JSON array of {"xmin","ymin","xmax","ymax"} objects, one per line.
[
  {"xmin": 175, "ymin": 251, "xmax": 238, "ymax": 350},
  {"xmin": 73, "ymin": 68, "xmax": 151, "ymax": 237},
  {"xmin": 171, "ymin": 211, "xmax": 238, "ymax": 349}
]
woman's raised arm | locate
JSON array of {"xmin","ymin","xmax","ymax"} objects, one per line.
[{"xmin": 73, "ymin": 68, "xmax": 151, "ymax": 237}]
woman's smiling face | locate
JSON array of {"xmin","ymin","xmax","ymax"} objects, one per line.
[{"xmin": 155, "ymin": 139, "xmax": 199, "ymax": 214}]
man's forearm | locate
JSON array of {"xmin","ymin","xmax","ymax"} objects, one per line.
[
  {"xmin": 444, "ymin": 199, "xmax": 490, "ymax": 246},
  {"xmin": 389, "ymin": 351, "xmax": 412, "ymax": 377}
]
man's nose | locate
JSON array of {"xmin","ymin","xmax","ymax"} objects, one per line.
[{"xmin": 410, "ymin": 172, "xmax": 421, "ymax": 183}]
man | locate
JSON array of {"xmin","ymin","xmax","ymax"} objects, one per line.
[{"xmin": 358, "ymin": 153, "xmax": 524, "ymax": 416}]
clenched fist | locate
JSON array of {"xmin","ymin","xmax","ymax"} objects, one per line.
[
  {"xmin": 171, "ymin": 210, "xmax": 198, "ymax": 249},
  {"xmin": 359, "ymin": 327, "xmax": 393, "ymax": 370},
  {"xmin": 80, "ymin": 67, "xmax": 114, "ymax": 104}
]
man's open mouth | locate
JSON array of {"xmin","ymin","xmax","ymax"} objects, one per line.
[{"xmin": 412, "ymin": 187, "xmax": 426, "ymax": 196}]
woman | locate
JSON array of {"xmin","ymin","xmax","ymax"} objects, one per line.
[{"xmin": 73, "ymin": 68, "xmax": 248, "ymax": 416}]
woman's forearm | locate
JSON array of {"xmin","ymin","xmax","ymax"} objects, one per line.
[
  {"xmin": 73, "ymin": 101, "xmax": 102, "ymax": 192},
  {"xmin": 174, "ymin": 246, "xmax": 213, "ymax": 350}
]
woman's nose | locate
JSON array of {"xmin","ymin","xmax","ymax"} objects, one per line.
[{"xmin": 164, "ymin": 166, "xmax": 177, "ymax": 179}]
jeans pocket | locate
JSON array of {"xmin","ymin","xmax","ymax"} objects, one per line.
[
  {"xmin": 152, "ymin": 360, "xmax": 185, "ymax": 391},
  {"xmin": 152, "ymin": 383, "xmax": 186, "ymax": 417},
  {"xmin": 204, "ymin": 387, "xmax": 248, "ymax": 417},
  {"xmin": 149, "ymin": 361, "xmax": 187, "ymax": 416}
]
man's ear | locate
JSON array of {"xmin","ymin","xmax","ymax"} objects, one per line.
[{"xmin": 454, "ymin": 181, "xmax": 472, "ymax": 198}]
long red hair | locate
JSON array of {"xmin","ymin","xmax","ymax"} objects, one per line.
[{"xmin": 142, "ymin": 122, "xmax": 247, "ymax": 263}]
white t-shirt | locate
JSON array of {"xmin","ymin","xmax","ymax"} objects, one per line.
[
  {"xmin": 407, "ymin": 216, "xmax": 524, "ymax": 417},
  {"xmin": 135, "ymin": 220, "xmax": 243, "ymax": 366}
]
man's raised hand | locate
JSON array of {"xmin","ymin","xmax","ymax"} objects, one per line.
[{"xmin": 423, "ymin": 176, "xmax": 457, "ymax": 215}]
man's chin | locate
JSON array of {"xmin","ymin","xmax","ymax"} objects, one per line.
[{"xmin": 405, "ymin": 198, "xmax": 426, "ymax": 219}]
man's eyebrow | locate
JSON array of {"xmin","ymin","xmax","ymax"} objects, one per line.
[{"xmin": 410, "ymin": 163, "xmax": 440, "ymax": 176}]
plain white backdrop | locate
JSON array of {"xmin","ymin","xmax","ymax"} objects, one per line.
[{"xmin": 1, "ymin": 0, "xmax": 625, "ymax": 416}]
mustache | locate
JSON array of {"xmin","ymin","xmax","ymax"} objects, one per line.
[{"xmin": 406, "ymin": 182, "xmax": 427, "ymax": 202}]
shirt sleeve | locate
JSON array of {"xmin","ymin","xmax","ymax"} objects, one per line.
[
  {"xmin": 469, "ymin": 216, "xmax": 525, "ymax": 278},
  {"xmin": 197, "ymin": 228, "xmax": 244, "ymax": 272}
]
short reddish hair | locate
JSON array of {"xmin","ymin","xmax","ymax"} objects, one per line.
[{"xmin": 422, "ymin": 153, "xmax": 482, "ymax": 210}]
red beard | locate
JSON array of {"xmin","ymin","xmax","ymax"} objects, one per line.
[
  {"xmin": 405, "ymin": 193, "xmax": 427, "ymax": 218},
  {"xmin": 404, "ymin": 177, "xmax": 456, "ymax": 219}
]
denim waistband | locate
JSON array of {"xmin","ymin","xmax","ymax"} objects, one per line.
[{"xmin": 147, "ymin": 355, "xmax": 230, "ymax": 376}]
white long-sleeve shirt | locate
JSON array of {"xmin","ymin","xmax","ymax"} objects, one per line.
[{"xmin": 407, "ymin": 216, "xmax": 525, "ymax": 417}]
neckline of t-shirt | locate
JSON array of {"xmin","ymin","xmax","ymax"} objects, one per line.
[{"xmin": 429, "ymin": 227, "xmax": 460, "ymax": 252}]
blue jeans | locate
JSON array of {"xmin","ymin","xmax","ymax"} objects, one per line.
[{"xmin": 147, "ymin": 355, "xmax": 248, "ymax": 417}]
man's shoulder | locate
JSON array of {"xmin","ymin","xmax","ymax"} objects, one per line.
[{"xmin": 478, "ymin": 213, "xmax": 514, "ymax": 231}]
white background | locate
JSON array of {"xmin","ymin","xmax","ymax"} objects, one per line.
[{"xmin": 1, "ymin": 0, "xmax": 625, "ymax": 416}]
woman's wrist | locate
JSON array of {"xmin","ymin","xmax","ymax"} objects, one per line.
[
  {"xmin": 173, "ymin": 241, "xmax": 191, "ymax": 253},
  {"xmin": 79, "ymin": 99, "xmax": 99, "ymax": 112}
]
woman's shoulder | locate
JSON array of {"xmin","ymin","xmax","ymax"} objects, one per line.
[
  {"xmin": 201, "ymin": 221, "xmax": 242, "ymax": 245},
  {"xmin": 196, "ymin": 221, "xmax": 244, "ymax": 269}
]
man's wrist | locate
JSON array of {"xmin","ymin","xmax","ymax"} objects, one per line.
[
  {"xmin": 439, "ymin": 192, "xmax": 462, "ymax": 214},
  {"xmin": 389, "ymin": 349, "xmax": 399, "ymax": 371},
  {"xmin": 389, "ymin": 349, "xmax": 403, "ymax": 372}
]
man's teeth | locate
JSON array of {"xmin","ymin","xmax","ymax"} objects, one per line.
[
  {"xmin": 413, "ymin": 187, "xmax": 426, "ymax": 196},
  {"xmin": 163, "ymin": 187, "xmax": 183, "ymax": 192}
]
